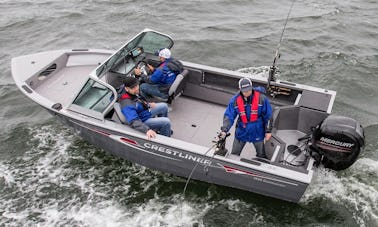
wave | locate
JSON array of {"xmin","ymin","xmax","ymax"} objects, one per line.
[
  {"xmin": 0, "ymin": 124, "xmax": 211, "ymax": 226},
  {"xmin": 302, "ymin": 163, "xmax": 378, "ymax": 227}
]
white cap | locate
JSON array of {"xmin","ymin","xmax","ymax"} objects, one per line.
[{"xmin": 158, "ymin": 48, "xmax": 171, "ymax": 59}]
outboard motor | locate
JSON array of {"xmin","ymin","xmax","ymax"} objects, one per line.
[{"xmin": 310, "ymin": 115, "xmax": 365, "ymax": 170}]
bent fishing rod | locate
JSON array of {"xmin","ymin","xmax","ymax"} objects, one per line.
[
  {"xmin": 267, "ymin": 0, "xmax": 296, "ymax": 92},
  {"xmin": 182, "ymin": 132, "xmax": 230, "ymax": 197}
]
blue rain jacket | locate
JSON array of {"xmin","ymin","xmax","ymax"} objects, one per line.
[
  {"xmin": 221, "ymin": 90, "xmax": 272, "ymax": 142},
  {"xmin": 149, "ymin": 59, "xmax": 177, "ymax": 85},
  {"xmin": 120, "ymin": 93, "xmax": 151, "ymax": 133}
]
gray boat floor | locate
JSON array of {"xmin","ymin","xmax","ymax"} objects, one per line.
[
  {"xmin": 276, "ymin": 129, "xmax": 308, "ymax": 164},
  {"xmin": 35, "ymin": 65, "xmax": 93, "ymax": 107},
  {"xmin": 169, "ymin": 96, "xmax": 308, "ymax": 163},
  {"xmin": 169, "ymin": 96, "xmax": 257, "ymax": 160}
]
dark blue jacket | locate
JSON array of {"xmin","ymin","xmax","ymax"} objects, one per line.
[
  {"xmin": 148, "ymin": 59, "xmax": 177, "ymax": 85},
  {"xmin": 120, "ymin": 93, "xmax": 151, "ymax": 133},
  {"xmin": 221, "ymin": 90, "xmax": 273, "ymax": 142}
]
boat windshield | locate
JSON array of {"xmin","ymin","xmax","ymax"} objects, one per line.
[
  {"xmin": 72, "ymin": 79, "xmax": 114, "ymax": 113},
  {"xmin": 96, "ymin": 30, "xmax": 173, "ymax": 77}
]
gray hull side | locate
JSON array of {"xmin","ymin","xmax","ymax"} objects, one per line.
[{"xmin": 54, "ymin": 112, "xmax": 308, "ymax": 203}]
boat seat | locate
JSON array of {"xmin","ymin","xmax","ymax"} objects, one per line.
[
  {"xmin": 148, "ymin": 69, "xmax": 189, "ymax": 104},
  {"xmin": 168, "ymin": 69, "xmax": 189, "ymax": 99},
  {"xmin": 272, "ymin": 105, "xmax": 328, "ymax": 134},
  {"xmin": 112, "ymin": 102, "xmax": 127, "ymax": 124}
]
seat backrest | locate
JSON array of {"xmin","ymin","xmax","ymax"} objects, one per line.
[
  {"xmin": 272, "ymin": 105, "xmax": 328, "ymax": 134},
  {"xmin": 168, "ymin": 69, "xmax": 189, "ymax": 97},
  {"xmin": 113, "ymin": 102, "xmax": 127, "ymax": 124}
]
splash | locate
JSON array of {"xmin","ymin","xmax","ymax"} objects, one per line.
[
  {"xmin": 0, "ymin": 124, "xmax": 213, "ymax": 226},
  {"xmin": 0, "ymin": 164, "xmax": 15, "ymax": 185},
  {"xmin": 302, "ymin": 159, "xmax": 378, "ymax": 227},
  {"xmin": 237, "ymin": 65, "xmax": 271, "ymax": 79}
]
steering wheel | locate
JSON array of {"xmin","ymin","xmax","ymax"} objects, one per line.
[{"xmin": 136, "ymin": 60, "xmax": 151, "ymax": 76}]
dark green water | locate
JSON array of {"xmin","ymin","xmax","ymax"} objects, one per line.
[{"xmin": 1, "ymin": 0, "xmax": 377, "ymax": 226}]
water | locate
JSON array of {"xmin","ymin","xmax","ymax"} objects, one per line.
[{"xmin": 1, "ymin": 0, "xmax": 377, "ymax": 226}]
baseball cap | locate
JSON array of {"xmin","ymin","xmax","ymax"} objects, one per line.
[
  {"xmin": 158, "ymin": 48, "xmax": 171, "ymax": 59},
  {"xmin": 238, "ymin": 78, "xmax": 253, "ymax": 92}
]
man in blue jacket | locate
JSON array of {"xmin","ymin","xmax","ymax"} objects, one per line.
[
  {"xmin": 119, "ymin": 77, "xmax": 172, "ymax": 139},
  {"xmin": 134, "ymin": 48, "xmax": 182, "ymax": 100},
  {"xmin": 219, "ymin": 78, "xmax": 273, "ymax": 159}
]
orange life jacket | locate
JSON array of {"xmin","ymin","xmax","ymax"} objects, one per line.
[{"xmin": 236, "ymin": 91, "xmax": 260, "ymax": 127}]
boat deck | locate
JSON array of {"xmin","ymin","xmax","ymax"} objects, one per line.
[
  {"xmin": 34, "ymin": 65, "xmax": 94, "ymax": 107},
  {"xmin": 169, "ymin": 96, "xmax": 311, "ymax": 164},
  {"xmin": 169, "ymin": 96, "xmax": 257, "ymax": 160}
]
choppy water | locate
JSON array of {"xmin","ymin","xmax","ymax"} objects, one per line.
[{"xmin": 1, "ymin": 0, "xmax": 377, "ymax": 226}]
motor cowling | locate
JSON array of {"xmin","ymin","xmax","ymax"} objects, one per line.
[{"xmin": 311, "ymin": 115, "xmax": 365, "ymax": 170}]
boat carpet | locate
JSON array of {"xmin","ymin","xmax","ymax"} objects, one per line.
[{"xmin": 169, "ymin": 96, "xmax": 256, "ymax": 160}]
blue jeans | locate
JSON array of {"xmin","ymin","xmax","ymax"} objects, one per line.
[
  {"xmin": 140, "ymin": 83, "xmax": 169, "ymax": 100},
  {"xmin": 144, "ymin": 103, "xmax": 171, "ymax": 137},
  {"xmin": 231, "ymin": 138, "xmax": 266, "ymax": 159}
]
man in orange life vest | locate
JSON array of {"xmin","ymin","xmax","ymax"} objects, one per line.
[{"xmin": 220, "ymin": 78, "xmax": 273, "ymax": 159}]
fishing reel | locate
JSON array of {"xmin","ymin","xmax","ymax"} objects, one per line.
[
  {"xmin": 268, "ymin": 65, "xmax": 278, "ymax": 82},
  {"xmin": 213, "ymin": 132, "xmax": 231, "ymax": 156},
  {"xmin": 267, "ymin": 85, "xmax": 292, "ymax": 98},
  {"xmin": 266, "ymin": 65, "xmax": 292, "ymax": 98}
]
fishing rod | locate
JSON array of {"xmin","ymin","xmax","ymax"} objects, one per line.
[
  {"xmin": 203, "ymin": 132, "xmax": 231, "ymax": 174},
  {"xmin": 180, "ymin": 141, "xmax": 217, "ymax": 226},
  {"xmin": 267, "ymin": 0, "xmax": 296, "ymax": 92},
  {"xmin": 182, "ymin": 132, "xmax": 230, "ymax": 196},
  {"xmin": 180, "ymin": 132, "xmax": 230, "ymax": 225},
  {"xmin": 182, "ymin": 144, "xmax": 216, "ymax": 197}
]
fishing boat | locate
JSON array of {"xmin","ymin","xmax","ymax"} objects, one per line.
[{"xmin": 11, "ymin": 29, "xmax": 365, "ymax": 202}]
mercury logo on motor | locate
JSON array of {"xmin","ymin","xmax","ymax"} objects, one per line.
[{"xmin": 319, "ymin": 137, "xmax": 354, "ymax": 148}]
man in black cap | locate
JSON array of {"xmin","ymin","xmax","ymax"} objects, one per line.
[
  {"xmin": 119, "ymin": 77, "xmax": 171, "ymax": 139},
  {"xmin": 219, "ymin": 78, "xmax": 273, "ymax": 159}
]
